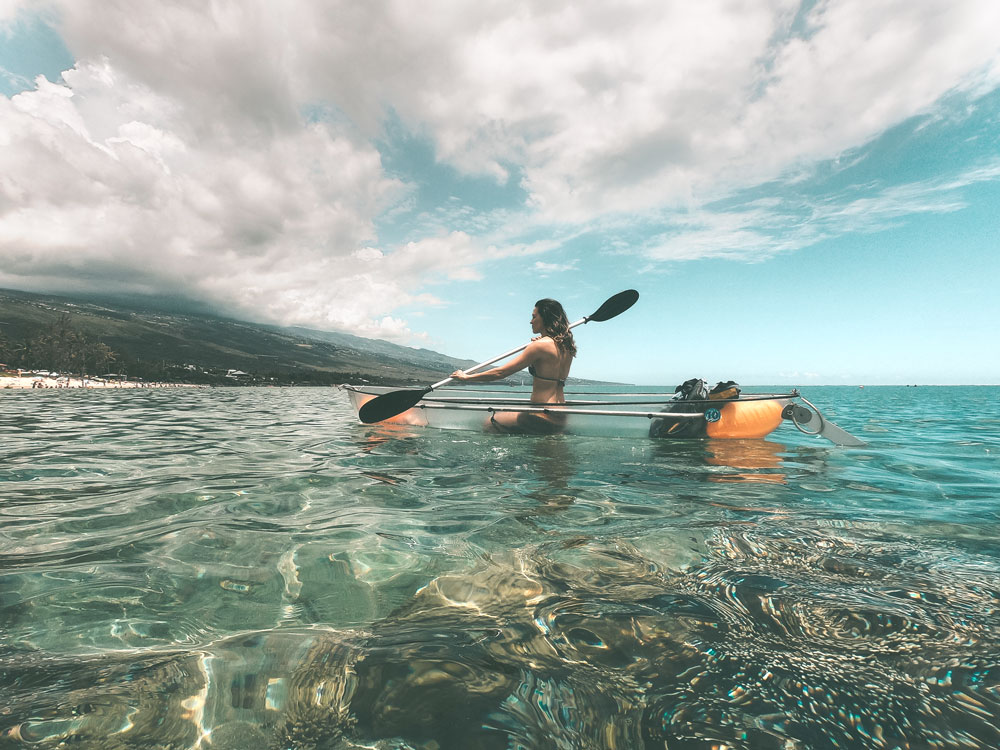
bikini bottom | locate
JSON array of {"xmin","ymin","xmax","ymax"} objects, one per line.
[{"xmin": 490, "ymin": 411, "xmax": 566, "ymax": 435}]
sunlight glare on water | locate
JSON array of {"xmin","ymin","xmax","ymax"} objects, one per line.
[{"xmin": 1, "ymin": 386, "xmax": 999, "ymax": 749}]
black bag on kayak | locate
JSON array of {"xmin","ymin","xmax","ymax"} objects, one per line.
[
  {"xmin": 709, "ymin": 380, "xmax": 741, "ymax": 400},
  {"xmin": 649, "ymin": 378, "xmax": 709, "ymax": 438},
  {"xmin": 676, "ymin": 378, "xmax": 709, "ymax": 401}
]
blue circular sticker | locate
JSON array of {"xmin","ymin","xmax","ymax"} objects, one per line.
[{"xmin": 705, "ymin": 408, "xmax": 721, "ymax": 423}]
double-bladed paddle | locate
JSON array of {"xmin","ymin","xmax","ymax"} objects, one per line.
[{"xmin": 358, "ymin": 289, "xmax": 640, "ymax": 424}]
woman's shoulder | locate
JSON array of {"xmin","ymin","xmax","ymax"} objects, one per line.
[{"xmin": 522, "ymin": 338, "xmax": 554, "ymax": 362}]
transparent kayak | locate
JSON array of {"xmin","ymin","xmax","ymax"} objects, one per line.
[{"xmin": 339, "ymin": 385, "xmax": 866, "ymax": 446}]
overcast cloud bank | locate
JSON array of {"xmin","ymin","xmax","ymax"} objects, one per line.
[{"xmin": 2, "ymin": 0, "xmax": 999, "ymax": 342}]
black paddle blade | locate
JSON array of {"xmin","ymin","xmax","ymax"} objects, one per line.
[
  {"xmin": 359, "ymin": 387, "xmax": 430, "ymax": 423},
  {"xmin": 586, "ymin": 289, "xmax": 639, "ymax": 322}
]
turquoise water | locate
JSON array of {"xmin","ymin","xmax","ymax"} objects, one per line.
[{"xmin": 1, "ymin": 386, "xmax": 998, "ymax": 749}]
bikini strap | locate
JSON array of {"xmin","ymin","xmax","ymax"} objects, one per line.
[{"xmin": 528, "ymin": 364, "xmax": 566, "ymax": 387}]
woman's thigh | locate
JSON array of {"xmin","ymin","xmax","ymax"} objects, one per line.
[{"xmin": 487, "ymin": 410, "xmax": 564, "ymax": 434}]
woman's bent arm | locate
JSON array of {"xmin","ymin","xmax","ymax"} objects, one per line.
[{"xmin": 451, "ymin": 344, "xmax": 538, "ymax": 382}]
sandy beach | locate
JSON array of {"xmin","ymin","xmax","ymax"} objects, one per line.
[{"xmin": 1, "ymin": 375, "xmax": 200, "ymax": 389}]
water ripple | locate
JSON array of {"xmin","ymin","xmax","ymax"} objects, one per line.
[{"xmin": 1, "ymin": 386, "xmax": 999, "ymax": 748}]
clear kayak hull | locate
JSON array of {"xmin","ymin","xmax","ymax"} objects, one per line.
[{"xmin": 339, "ymin": 385, "xmax": 799, "ymax": 440}]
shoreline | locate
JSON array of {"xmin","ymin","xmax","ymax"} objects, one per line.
[{"xmin": 1, "ymin": 375, "xmax": 202, "ymax": 390}]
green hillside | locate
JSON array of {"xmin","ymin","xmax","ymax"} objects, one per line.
[{"xmin": 0, "ymin": 289, "xmax": 473, "ymax": 385}]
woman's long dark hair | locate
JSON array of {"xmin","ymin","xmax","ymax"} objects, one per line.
[{"xmin": 535, "ymin": 298, "xmax": 576, "ymax": 357}]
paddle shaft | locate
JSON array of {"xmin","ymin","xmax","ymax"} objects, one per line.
[{"xmin": 428, "ymin": 313, "xmax": 596, "ymax": 391}]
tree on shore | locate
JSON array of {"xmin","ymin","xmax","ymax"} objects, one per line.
[{"xmin": 0, "ymin": 314, "xmax": 117, "ymax": 377}]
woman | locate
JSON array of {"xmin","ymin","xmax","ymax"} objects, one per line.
[{"xmin": 451, "ymin": 298, "xmax": 576, "ymax": 433}]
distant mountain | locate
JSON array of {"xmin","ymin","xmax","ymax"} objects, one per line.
[
  {"xmin": 0, "ymin": 288, "xmax": 474, "ymax": 385},
  {"xmin": 277, "ymin": 325, "xmax": 469, "ymax": 375}
]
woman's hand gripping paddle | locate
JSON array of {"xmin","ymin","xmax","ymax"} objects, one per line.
[{"xmin": 358, "ymin": 289, "xmax": 639, "ymax": 424}]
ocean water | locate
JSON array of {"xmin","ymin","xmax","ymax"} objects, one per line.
[{"xmin": 1, "ymin": 385, "xmax": 998, "ymax": 749}]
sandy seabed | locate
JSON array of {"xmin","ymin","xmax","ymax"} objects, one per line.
[{"xmin": 1, "ymin": 376, "xmax": 201, "ymax": 390}]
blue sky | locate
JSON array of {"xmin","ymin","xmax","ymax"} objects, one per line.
[{"xmin": 2, "ymin": 1, "xmax": 998, "ymax": 384}]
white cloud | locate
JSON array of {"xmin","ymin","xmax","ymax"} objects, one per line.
[
  {"xmin": 640, "ymin": 157, "xmax": 1000, "ymax": 262},
  {"xmin": 309, "ymin": 0, "xmax": 1000, "ymax": 223},
  {"xmin": 0, "ymin": 1, "xmax": 25, "ymax": 24},
  {"xmin": 533, "ymin": 260, "xmax": 578, "ymax": 275},
  {"xmin": 1, "ymin": 0, "xmax": 999, "ymax": 342},
  {"xmin": 0, "ymin": 53, "xmax": 423, "ymax": 339}
]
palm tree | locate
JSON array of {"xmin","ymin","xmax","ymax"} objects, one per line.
[{"xmin": 10, "ymin": 314, "xmax": 119, "ymax": 380}]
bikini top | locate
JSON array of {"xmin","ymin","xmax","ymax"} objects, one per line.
[{"xmin": 528, "ymin": 364, "xmax": 566, "ymax": 387}]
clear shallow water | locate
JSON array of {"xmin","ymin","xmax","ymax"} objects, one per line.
[{"xmin": 1, "ymin": 386, "xmax": 998, "ymax": 749}]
